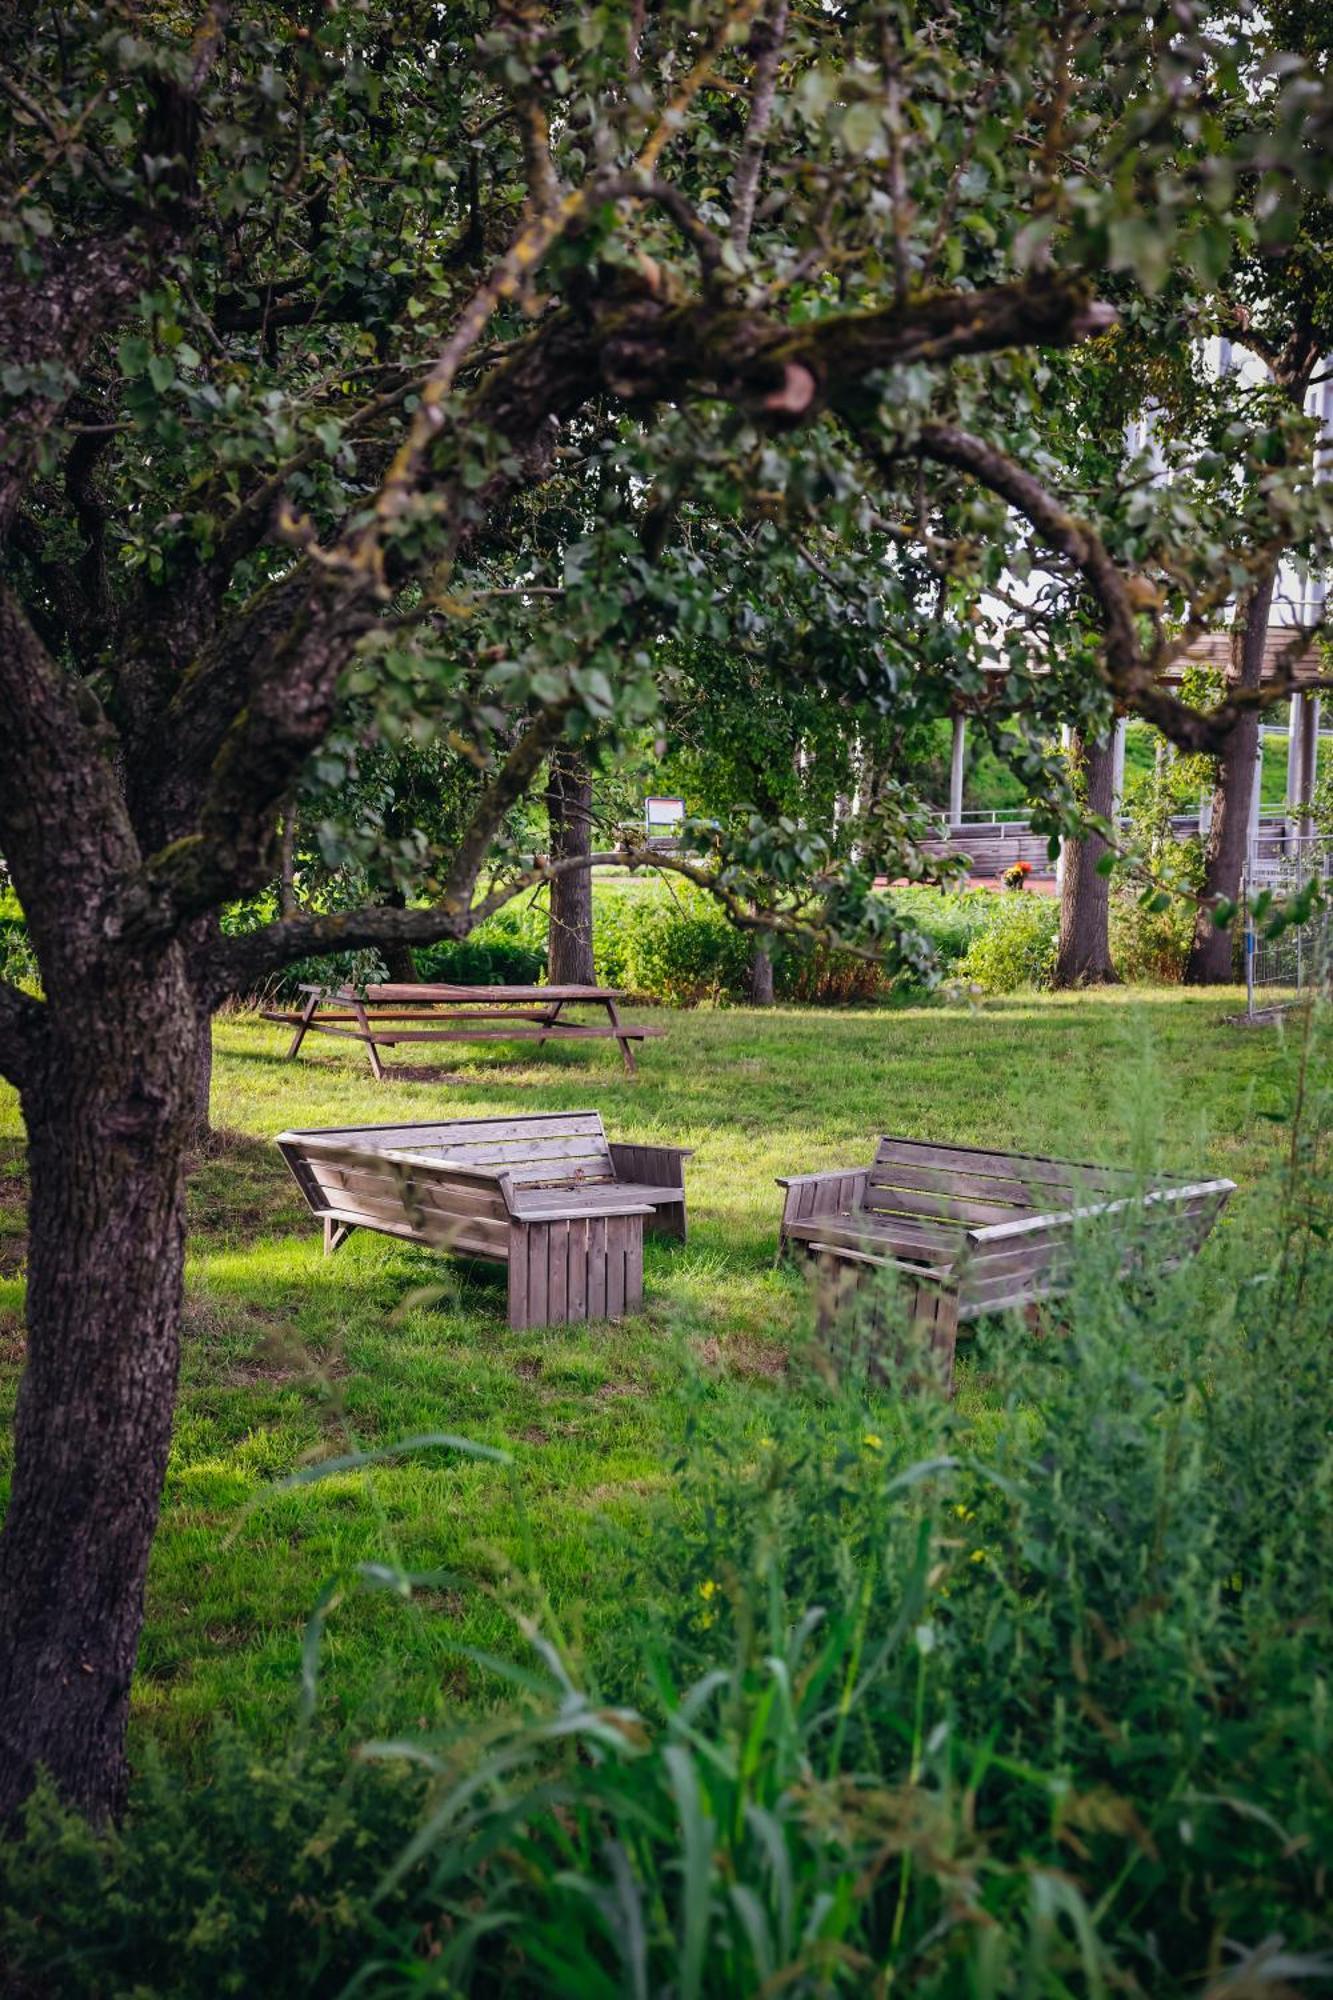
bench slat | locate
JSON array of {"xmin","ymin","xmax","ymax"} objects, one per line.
[{"xmin": 872, "ymin": 1136, "xmax": 1135, "ymax": 1190}]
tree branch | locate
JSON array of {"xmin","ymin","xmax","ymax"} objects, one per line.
[
  {"xmin": 729, "ymin": 0, "xmax": 789, "ymax": 254},
  {"xmin": 909, "ymin": 420, "xmax": 1317, "ymax": 754}
]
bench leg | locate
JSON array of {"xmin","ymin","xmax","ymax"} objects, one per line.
[
  {"xmin": 605, "ymin": 997, "xmax": 637, "ymax": 1074},
  {"xmin": 653, "ymin": 1197, "xmax": 687, "ymax": 1243},
  {"xmin": 509, "ymin": 1214, "xmax": 645, "ymax": 1329},
  {"xmin": 350, "ymin": 997, "xmax": 386, "ymax": 1080},
  {"xmin": 286, "ymin": 989, "xmax": 319, "ymax": 1059},
  {"xmin": 905, "ymin": 1280, "xmax": 960, "ymax": 1395},
  {"xmin": 813, "ymin": 1255, "xmax": 959, "ymax": 1395},
  {"xmin": 323, "ymin": 1217, "xmax": 355, "ymax": 1256},
  {"xmin": 536, "ymin": 997, "xmax": 564, "ymax": 1050}
]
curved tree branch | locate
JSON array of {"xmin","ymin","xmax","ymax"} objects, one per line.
[{"xmin": 910, "ymin": 420, "xmax": 1323, "ymax": 754}]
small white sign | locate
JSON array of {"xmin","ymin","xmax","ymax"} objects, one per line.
[{"xmin": 645, "ymin": 796, "xmax": 685, "ymax": 836}]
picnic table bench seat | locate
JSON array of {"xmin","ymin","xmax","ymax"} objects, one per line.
[
  {"xmin": 778, "ymin": 1135, "xmax": 1234, "ymax": 1389},
  {"xmin": 277, "ymin": 1112, "xmax": 692, "ymax": 1329}
]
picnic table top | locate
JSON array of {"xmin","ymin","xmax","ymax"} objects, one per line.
[{"xmin": 297, "ymin": 982, "xmax": 627, "ymax": 1004}]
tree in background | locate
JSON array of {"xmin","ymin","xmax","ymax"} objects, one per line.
[{"xmin": 1, "ymin": 0, "xmax": 1329, "ymax": 1822}]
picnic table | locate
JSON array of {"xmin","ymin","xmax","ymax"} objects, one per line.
[{"xmin": 263, "ymin": 982, "xmax": 664, "ymax": 1080}]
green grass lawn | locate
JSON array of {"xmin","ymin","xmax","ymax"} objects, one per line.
[{"xmin": 0, "ymin": 986, "xmax": 1296, "ymax": 1768}]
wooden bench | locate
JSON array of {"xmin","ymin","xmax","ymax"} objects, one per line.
[
  {"xmin": 777, "ymin": 1136, "xmax": 1235, "ymax": 1389},
  {"xmin": 277, "ymin": 1112, "xmax": 692, "ymax": 1329}
]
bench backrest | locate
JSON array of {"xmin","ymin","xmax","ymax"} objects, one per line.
[
  {"xmin": 280, "ymin": 1111, "xmax": 616, "ymax": 1200},
  {"xmin": 861, "ymin": 1136, "xmax": 1137, "ymax": 1231},
  {"xmin": 277, "ymin": 1134, "xmax": 514, "ymax": 1258}
]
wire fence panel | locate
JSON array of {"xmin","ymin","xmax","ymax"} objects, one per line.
[{"xmin": 1244, "ymin": 834, "xmax": 1333, "ymax": 1016}]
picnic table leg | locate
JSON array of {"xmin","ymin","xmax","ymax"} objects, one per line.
[
  {"xmin": 286, "ymin": 989, "xmax": 319, "ymax": 1059},
  {"xmin": 323, "ymin": 1217, "xmax": 355, "ymax": 1256},
  {"xmin": 536, "ymin": 997, "xmax": 565, "ymax": 1050},
  {"xmin": 350, "ymin": 996, "xmax": 386, "ymax": 1080},
  {"xmin": 604, "ymin": 996, "xmax": 636, "ymax": 1074}
]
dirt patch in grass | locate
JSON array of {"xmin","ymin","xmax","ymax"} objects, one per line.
[
  {"xmin": 690, "ymin": 1333, "xmax": 787, "ymax": 1381},
  {"xmin": 186, "ymin": 1129, "xmax": 306, "ymax": 1247}
]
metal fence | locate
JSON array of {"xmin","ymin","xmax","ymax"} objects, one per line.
[{"xmin": 1243, "ymin": 833, "xmax": 1333, "ymax": 1017}]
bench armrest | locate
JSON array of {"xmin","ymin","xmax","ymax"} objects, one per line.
[
  {"xmin": 609, "ymin": 1140, "xmax": 692, "ymax": 1184},
  {"xmin": 507, "ymin": 1198, "xmax": 655, "ymax": 1222},
  {"xmin": 775, "ymin": 1167, "xmax": 869, "ymax": 1189}
]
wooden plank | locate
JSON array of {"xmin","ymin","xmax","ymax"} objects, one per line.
[
  {"xmin": 865, "ymin": 1161, "xmax": 1067, "ymax": 1208},
  {"xmin": 625, "ymin": 1219, "xmax": 644, "ymax": 1313},
  {"xmin": 508, "ymin": 1225, "xmax": 531, "ymax": 1330},
  {"xmin": 587, "ymin": 1217, "xmax": 607, "ymax": 1318},
  {"xmin": 548, "ymin": 1220, "xmax": 569, "ymax": 1324},
  {"xmin": 872, "ymin": 1136, "xmax": 1135, "ymax": 1190},
  {"xmin": 408, "ymin": 1135, "xmax": 615, "ymax": 1169},
  {"xmin": 527, "ymin": 1224, "xmax": 549, "ymax": 1327},
  {"xmin": 786, "ymin": 1212, "xmax": 964, "ymax": 1255},
  {"xmin": 606, "ymin": 1215, "xmax": 626, "ymax": 1318},
  {"xmin": 302, "ymin": 1113, "xmax": 606, "ymax": 1148},
  {"xmin": 972, "ymin": 1179, "xmax": 1235, "ymax": 1243},
  {"xmin": 567, "ymin": 1219, "xmax": 588, "ymax": 1321},
  {"xmin": 310, "ymin": 1159, "xmax": 509, "ymax": 1219},
  {"xmin": 345, "ymin": 983, "xmax": 628, "ymax": 1002},
  {"xmin": 862, "ymin": 1184, "xmax": 1027, "ymax": 1228}
]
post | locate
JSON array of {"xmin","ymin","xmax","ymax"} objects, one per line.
[
  {"xmin": 1055, "ymin": 723, "xmax": 1071, "ymax": 895},
  {"xmin": 1111, "ymin": 717, "xmax": 1127, "ymax": 823},
  {"xmin": 1247, "ymin": 728, "xmax": 1264, "ymax": 856},
  {"xmin": 949, "ymin": 714, "xmax": 966, "ymax": 824},
  {"xmin": 1297, "ymin": 692, "xmax": 1321, "ymax": 839},
  {"xmin": 1286, "ymin": 693, "xmax": 1303, "ymax": 846}
]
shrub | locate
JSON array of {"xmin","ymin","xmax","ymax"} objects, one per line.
[
  {"xmin": 414, "ymin": 910, "xmax": 545, "ymax": 986},
  {"xmin": 1109, "ymin": 886, "xmax": 1197, "ymax": 982},
  {"xmin": 776, "ymin": 939, "xmax": 885, "ymax": 1003},
  {"xmin": 615, "ymin": 885, "xmax": 752, "ymax": 1004},
  {"xmin": 954, "ymin": 893, "xmax": 1059, "ymax": 991}
]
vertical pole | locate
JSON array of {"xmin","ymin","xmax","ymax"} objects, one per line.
[
  {"xmin": 1247, "ymin": 727, "xmax": 1264, "ymax": 857},
  {"xmin": 1244, "ymin": 852, "xmax": 1256, "ymax": 1019},
  {"xmin": 1055, "ymin": 723, "xmax": 1071, "ymax": 895},
  {"xmin": 949, "ymin": 715, "xmax": 966, "ymax": 825},
  {"xmin": 1110, "ymin": 717, "xmax": 1127, "ymax": 823},
  {"xmin": 1297, "ymin": 692, "xmax": 1320, "ymax": 840},
  {"xmin": 1286, "ymin": 693, "xmax": 1303, "ymax": 847}
]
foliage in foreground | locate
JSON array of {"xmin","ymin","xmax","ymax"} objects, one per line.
[{"xmin": 4, "ymin": 1043, "xmax": 1333, "ymax": 1997}]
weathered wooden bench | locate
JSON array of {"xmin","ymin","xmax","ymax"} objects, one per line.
[
  {"xmin": 778, "ymin": 1136, "xmax": 1235, "ymax": 1389},
  {"xmin": 277, "ymin": 1112, "xmax": 692, "ymax": 1329}
]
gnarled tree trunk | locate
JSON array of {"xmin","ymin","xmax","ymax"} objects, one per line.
[
  {"xmin": 0, "ymin": 956, "xmax": 197, "ymax": 1822},
  {"xmin": 546, "ymin": 749, "xmax": 596, "ymax": 985},
  {"xmin": 1185, "ymin": 569, "xmax": 1278, "ymax": 984},
  {"xmin": 747, "ymin": 937, "xmax": 775, "ymax": 1005},
  {"xmin": 1054, "ymin": 729, "xmax": 1119, "ymax": 988}
]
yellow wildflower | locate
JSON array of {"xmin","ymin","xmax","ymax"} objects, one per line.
[
  {"xmin": 699, "ymin": 1578, "xmax": 718, "ymax": 1601},
  {"xmin": 862, "ymin": 1433, "xmax": 883, "ymax": 1451}
]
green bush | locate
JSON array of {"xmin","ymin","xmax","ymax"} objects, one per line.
[
  {"xmin": 1108, "ymin": 886, "xmax": 1197, "ymax": 982},
  {"xmin": 954, "ymin": 893, "xmax": 1059, "ymax": 992},
  {"xmin": 615, "ymin": 885, "xmax": 752, "ymax": 1004},
  {"xmin": 414, "ymin": 909, "xmax": 545, "ymax": 986}
]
